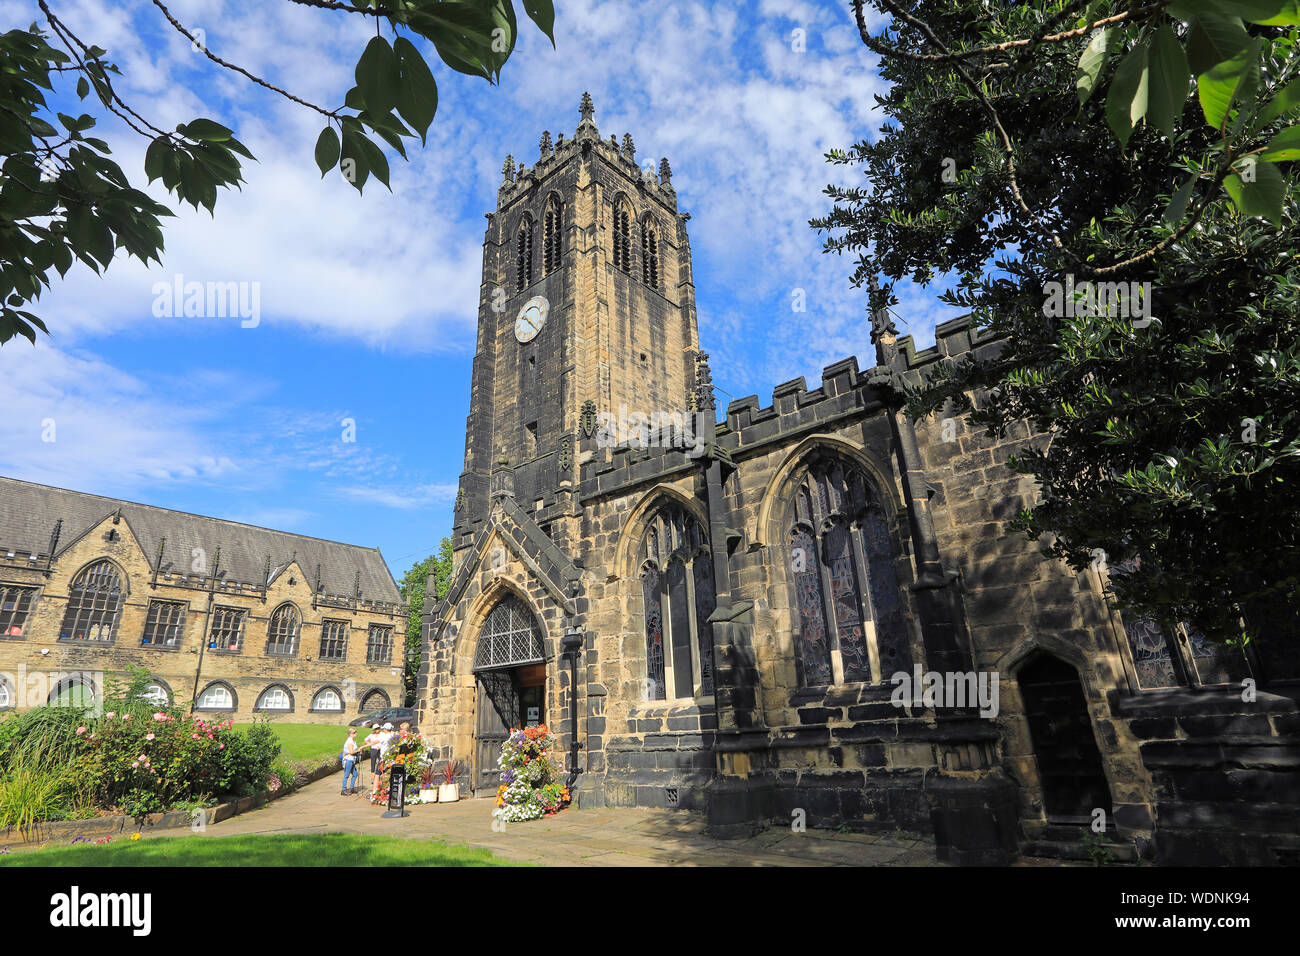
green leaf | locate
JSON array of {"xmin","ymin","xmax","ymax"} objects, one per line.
[
  {"xmin": 1163, "ymin": 173, "xmax": 1198, "ymax": 225},
  {"xmin": 339, "ymin": 122, "xmax": 371, "ymax": 193},
  {"xmin": 144, "ymin": 136, "xmax": 170, "ymax": 183},
  {"xmin": 522, "ymin": 0, "xmax": 556, "ymax": 45},
  {"xmin": 1106, "ymin": 43, "xmax": 1150, "ymax": 149},
  {"xmin": 1076, "ymin": 28, "xmax": 1110, "ymax": 106},
  {"xmin": 1260, "ymin": 123, "xmax": 1300, "ymax": 160},
  {"xmin": 355, "ymin": 133, "xmax": 391, "ymax": 191},
  {"xmin": 1171, "ymin": 0, "xmax": 1294, "ymax": 22},
  {"xmin": 1223, "ymin": 157, "xmax": 1285, "ymax": 224},
  {"xmin": 1185, "ymin": 13, "xmax": 1251, "ymax": 77},
  {"xmin": 1148, "ymin": 26, "xmax": 1190, "ymax": 139},
  {"xmin": 179, "ymin": 118, "xmax": 234, "ymax": 142},
  {"xmin": 1197, "ymin": 39, "xmax": 1258, "ymax": 130},
  {"xmin": 393, "ymin": 36, "xmax": 438, "ymax": 144},
  {"xmin": 314, "ymin": 125, "xmax": 340, "ymax": 177},
  {"xmin": 1260, "ymin": 76, "xmax": 1300, "ymax": 125},
  {"xmin": 355, "ymin": 36, "xmax": 401, "ymax": 118},
  {"xmin": 75, "ymin": 76, "xmax": 89, "ymax": 99}
]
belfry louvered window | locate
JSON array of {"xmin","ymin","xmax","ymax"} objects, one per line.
[
  {"xmin": 473, "ymin": 595, "xmax": 544, "ymax": 671},
  {"xmin": 265, "ymin": 603, "xmax": 300, "ymax": 657},
  {"xmin": 59, "ymin": 559, "xmax": 124, "ymax": 642},
  {"xmin": 515, "ymin": 217, "xmax": 534, "ymax": 291},
  {"xmin": 612, "ymin": 203, "xmax": 631, "ymax": 272},
  {"xmin": 641, "ymin": 218, "xmax": 659, "ymax": 288},
  {"xmin": 785, "ymin": 454, "xmax": 911, "ymax": 686},
  {"xmin": 639, "ymin": 502, "xmax": 716, "ymax": 701},
  {"xmin": 543, "ymin": 199, "xmax": 562, "ymax": 274}
]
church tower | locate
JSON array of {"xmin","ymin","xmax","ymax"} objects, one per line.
[{"xmin": 451, "ymin": 94, "xmax": 702, "ymax": 551}]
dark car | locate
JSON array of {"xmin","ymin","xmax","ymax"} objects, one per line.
[{"xmin": 348, "ymin": 706, "xmax": 418, "ymax": 733}]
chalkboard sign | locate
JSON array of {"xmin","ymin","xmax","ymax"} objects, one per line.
[{"xmin": 387, "ymin": 765, "xmax": 407, "ymax": 813}]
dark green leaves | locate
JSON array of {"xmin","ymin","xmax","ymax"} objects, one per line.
[
  {"xmin": 1076, "ymin": 28, "xmax": 1110, "ymax": 106},
  {"xmin": 1225, "ymin": 154, "xmax": 1286, "ymax": 223},
  {"xmin": 522, "ymin": 0, "xmax": 556, "ymax": 46},
  {"xmin": 315, "ymin": 126, "xmax": 341, "ymax": 177},
  {"xmin": 356, "ymin": 36, "xmax": 402, "ymax": 118},
  {"xmin": 1197, "ymin": 39, "xmax": 1260, "ymax": 130},
  {"xmin": 1147, "ymin": 27, "xmax": 1190, "ymax": 138},
  {"xmin": 394, "ymin": 37, "xmax": 438, "ymax": 144},
  {"xmin": 1106, "ymin": 43, "xmax": 1149, "ymax": 149}
]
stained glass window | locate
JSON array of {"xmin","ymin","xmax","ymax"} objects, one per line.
[
  {"xmin": 693, "ymin": 554, "xmax": 716, "ymax": 696},
  {"xmin": 1122, "ymin": 615, "xmax": 1179, "ymax": 689},
  {"xmin": 791, "ymin": 525, "xmax": 833, "ymax": 686},
  {"xmin": 785, "ymin": 454, "xmax": 910, "ymax": 686},
  {"xmin": 638, "ymin": 502, "xmax": 716, "ymax": 700},
  {"xmin": 642, "ymin": 565, "xmax": 666, "ymax": 700}
]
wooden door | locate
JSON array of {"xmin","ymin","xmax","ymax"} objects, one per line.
[{"xmin": 475, "ymin": 670, "xmax": 519, "ymax": 794}]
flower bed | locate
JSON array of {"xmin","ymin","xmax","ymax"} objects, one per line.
[
  {"xmin": 492, "ymin": 726, "xmax": 568, "ymax": 823},
  {"xmin": 368, "ymin": 731, "xmax": 428, "ymax": 806}
]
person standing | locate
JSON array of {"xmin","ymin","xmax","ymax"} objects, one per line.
[
  {"xmin": 341, "ymin": 727, "xmax": 361, "ymax": 795},
  {"xmin": 363, "ymin": 723, "xmax": 383, "ymax": 786}
]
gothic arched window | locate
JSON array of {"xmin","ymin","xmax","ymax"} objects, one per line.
[
  {"xmin": 474, "ymin": 594, "xmax": 545, "ymax": 670},
  {"xmin": 543, "ymin": 198, "xmax": 562, "ymax": 274},
  {"xmin": 639, "ymin": 502, "xmax": 717, "ymax": 700},
  {"xmin": 785, "ymin": 454, "xmax": 911, "ymax": 686},
  {"xmin": 265, "ymin": 603, "xmax": 300, "ymax": 657},
  {"xmin": 59, "ymin": 559, "xmax": 125, "ymax": 642},
  {"xmin": 612, "ymin": 202, "xmax": 631, "ymax": 273},
  {"xmin": 641, "ymin": 218, "xmax": 659, "ymax": 288},
  {"xmin": 515, "ymin": 216, "xmax": 534, "ymax": 292}
]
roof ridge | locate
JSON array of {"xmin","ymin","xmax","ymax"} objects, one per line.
[{"xmin": 0, "ymin": 475, "xmax": 383, "ymax": 553}]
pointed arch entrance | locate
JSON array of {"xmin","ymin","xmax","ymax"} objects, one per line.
[
  {"xmin": 472, "ymin": 594, "xmax": 547, "ymax": 794},
  {"xmin": 1019, "ymin": 654, "xmax": 1112, "ymax": 822}
]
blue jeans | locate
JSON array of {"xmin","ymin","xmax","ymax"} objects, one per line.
[{"xmin": 342, "ymin": 756, "xmax": 359, "ymax": 791}]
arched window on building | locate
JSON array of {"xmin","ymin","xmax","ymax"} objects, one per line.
[
  {"xmin": 639, "ymin": 502, "xmax": 717, "ymax": 701},
  {"xmin": 359, "ymin": 688, "xmax": 390, "ymax": 713},
  {"xmin": 59, "ymin": 559, "xmax": 125, "ymax": 642},
  {"xmin": 265, "ymin": 603, "xmax": 300, "ymax": 657},
  {"xmin": 641, "ymin": 217, "xmax": 659, "ymax": 288},
  {"xmin": 196, "ymin": 682, "xmax": 235, "ymax": 711},
  {"xmin": 612, "ymin": 202, "xmax": 631, "ymax": 273},
  {"xmin": 543, "ymin": 198, "xmax": 562, "ymax": 274},
  {"xmin": 785, "ymin": 453, "xmax": 911, "ymax": 686},
  {"xmin": 139, "ymin": 681, "xmax": 170, "ymax": 707},
  {"xmin": 312, "ymin": 687, "xmax": 343, "ymax": 712},
  {"xmin": 515, "ymin": 215, "xmax": 534, "ymax": 292},
  {"xmin": 256, "ymin": 685, "xmax": 292, "ymax": 712}
]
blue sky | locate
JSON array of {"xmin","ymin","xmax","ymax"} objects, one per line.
[{"xmin": 0, "ymin": 0, "xmax": 964, "ymax": 583}]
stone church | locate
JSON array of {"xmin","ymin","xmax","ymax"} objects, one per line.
[{"xmin": 417, "ymin": 95, "xmax": 1299, "ymax": 866}]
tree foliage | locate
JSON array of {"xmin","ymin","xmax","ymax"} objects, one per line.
[
  {"xmin": 397, "ymin": 536, "xmax": 453, "ymax": 705},
  {"xmin": 813, "ymin": 0, "xmax": 1300, "ymax": 646},
  {"xmin": 0, "ymin": 0, "xmax": 557, "ymax": 345}
]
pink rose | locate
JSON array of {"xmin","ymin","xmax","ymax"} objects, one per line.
[
  {"xmin": 76, "ymin": 726, "xmax": 86, "ymax": 735},
  {"xmin": 191, "ymin": 733, "xmax": 199, "ymax": 739},
  {"xmin": 131, "ymin": 762, "xmax": 139, "ymax": 768},
  {"xmin": 146, "ymin": 733, "xmax": 155, "ymax": 741},
  {"xmin": 219, "ymin": 743, "xmax": 225, "ymax": 750},
  {"xmin": 106, "ymin": 711, "xmax": 115, "ymax": 719}
]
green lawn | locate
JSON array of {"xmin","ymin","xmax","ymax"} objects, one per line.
[
  {"xmin": 232, "ymin": 722, "xmax": 356, "ymax": 762},
  {"xmin": 0, "ymin": 832, "xmax": 518, "ymax": 867}
]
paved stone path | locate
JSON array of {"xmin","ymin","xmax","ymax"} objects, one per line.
[{"xmin": 150, "ymin": 768, "xmax": 948, "ymax": 866}]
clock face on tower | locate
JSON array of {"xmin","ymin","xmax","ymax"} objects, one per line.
[{"xmin": 515, "ymin": 295, "xmax": 550, "ymax": 343}]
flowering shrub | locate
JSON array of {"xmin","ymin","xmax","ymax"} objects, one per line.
[{"xmin": 492, "ymin": 726, "xmax": 568, "ymax": 823}]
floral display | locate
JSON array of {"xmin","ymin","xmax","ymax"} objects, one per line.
[
  {"xmin": 492, "ymin": 725, "xmax": 569, "ymax": 823},
  {"xmin": 368, "ymin": 731, "xmax": 428, "ymax": 806}
]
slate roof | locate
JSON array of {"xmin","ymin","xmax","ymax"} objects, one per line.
[{"xmin": 0, "ymin": 476, "xmax": 401, "ymax": 603}]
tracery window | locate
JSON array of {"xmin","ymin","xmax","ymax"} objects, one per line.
[
  {"xmin": 785, "ymin": 454, "xmax": 911, "ymax": 686},
  {"xmin": 641, "ymin": 218, "xmax": 659, "ymax": 288},
  {"xmin": 639, "ymin": 502, "xmax": 717, "ymax": 700},
  {"xmin": 366, "ymin": 624, "xmax": 394, "ymax": 664},
  {"xmin": 1109, "ymin": 558, "xmax": 1253, "ymax": 689},
  {"xmin": 196, "ymin": 682, "xmax": 234, "ymax": 711},
  {"xmin": 208, "ymin": 606, "xmax": 245, "ymax": 652},
  {"xmin": 543, "ymin": 199, "xmax": 562, "ymax": 274},
  {"xmin": 612, "ymin": 202, "xmax": 631, "ymax": 272},
  {"xmin": 319, "ymin": 619, "xmax": 349, "ymax": 660},
  {"xmin": 0, "ymin": 585, "xmax": 36, "ymax": 638},
  {"xmin": 256, "ymin": 685, "xmax": 292, "ymax": 711},
  {"xmin": 312, "ymin": 687, "xmax": 343, "ymax": 712},
  {"xmin": 141, "ymin": 600, "xmax": 186, "ymax": 647},
  {"xmin": 265, "ymin": 603, "xmax": 300, "ymax": 657},
  {"xmin": 59, "ymin": 559, "xmax": 124, "ymax": 642},
  {"xmin": 515, "ymin": 216, "xmax": 534, "ymax": 291}
]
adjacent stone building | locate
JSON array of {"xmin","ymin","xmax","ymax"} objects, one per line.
[
  {"xmin": 418, "ymin": 96, "xmax": 1299, "ymax": 866},
  {"xmin": 0, "ymin": 478, "xmax": 405, "ymax": 722}
]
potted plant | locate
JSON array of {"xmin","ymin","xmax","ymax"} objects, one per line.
[
  {"xmin": 418, "ymin": 761, "xmax": 438, "ymax": 804},
  {"xmin": 438, "ymin": 758, "xmax": 462, "ymax": 803}
]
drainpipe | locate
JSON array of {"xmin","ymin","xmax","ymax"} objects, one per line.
[
  {"xmin": 561, "ymin": 625, "xmax": 583, "ymax": 786},
  {"xmin": 189, "ymin": 547, "xmax": 220, "ymax": 714}
]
